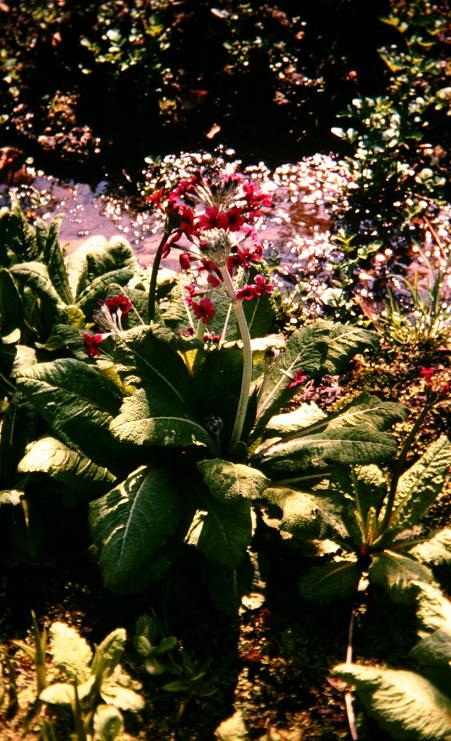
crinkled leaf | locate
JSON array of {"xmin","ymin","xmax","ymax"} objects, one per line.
[
  {"xmin": 192, "ymin": 347, "xmax": 243, "ymax": 445},
  {"xmin": 412, "ymin": 628, "xmax": 451, "ymax": 693},
  {"xmin": 93, "ymin": 704, "xmax": 124, "ymax": 741},
  {"xmin": 77, "ymin": 268, "xmax": 135, "ymax": 318},
  {"xmin": 187, "ymin": 500, "xmax": 253, "ymax": 568},
  {"xmin": 89, "ymin": 466, "xmax": 181, "ymax": 591},
  {"xmin": 409, "ymin": 528, "xmax": 451, "ymax": 567},
  {"xmin": 334, "ymin": 662, "xmax": 451, "ymax": 741},
  {"xmin": 414, "ymin": 582, "xmax": 451, "ymax": 639},
  {"xmin": 48, "ymin": 622, "xmax": 93, "ymax": 680},
  {"xmin": 319, "ymin": 392, "xmax": 408, "ymax": 433},
  {"xmin": 113, "ymin": 325, "xmax": 195, "ymax": 406},
  {"xmin": 390, "ymin": 436, "xmax": 451, "ymax": 530},
  {"xmin": 75, "ymin": 238, "xmax": 137, "ymax": 297},
  {"xmin": 369, "ymin": 551, "xmax": 434, "ymax": 603},
  {"xmin": 110, "ymin": 386, "xmax": 214, "ymax": 451},
  {"xmin": 265, "ymin": 486, "xmax": 349, "ymax": 540},
  {"xmin": 257, "ymin": 426, "xmax": 397, "ymax": 475},
  {"xmin": 0, "ymin": 199, "xmax": 39, "ymax": 263},
  {"xmin": 16, "ymin": 359, "xmax": 124, "ymax": 468},
  {"xmin": 316, "ymin": 321, "xmax": 376, "ymax": 374},
  {"xmin": 255, "ymin": 324, "xmax": 327, "ymax": 426},
  {"xmin": 92, "ymin": 629, "xmax": 126, "ymax": 678},
  {"xmin": 197, "ymin": 459, "xmax": 269, "ymax": 502},
  {"xmin": 10, "ymin": 261, "xmax": 65, "ymax": 317},
  {"xmin": 100, "ymin": 667, "xmax": 144, "ymax": 711},
  {"xmin": 298, "ymin": 560, "xmax": 360, "ymax": 603},
  {"xmin": 18, "ymin": 436, "xmax": 116, "ymax": 498},
  {"xmin": 39, "ymin": 218, "xmax": 73, "ymax": 304},
  {"xmin": 266, "ymin": 402, "xmax": 326, "ymax": 437}
]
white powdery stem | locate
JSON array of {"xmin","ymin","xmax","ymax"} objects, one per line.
[{"xmin": 220, "ymin": 267, "xmax": 252, "ymax": 449}]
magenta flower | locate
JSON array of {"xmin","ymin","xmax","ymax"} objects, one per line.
[
  {"xmin": 83, "ymin": 332, "xmax": 107, "ymax": 357},
  {"xmin": 105, "ymin": 294, "xmax": 133, "ymax": 317},
  {"xmin": 197, "ymin": 206, "xmax": 229, "ymax": 230},
  {"xmin": 288, "ymin": 370, "xmax": 308, "ymax": 389},
  {"xmin": 191, "ymin": 297, "xmax": 215, "ymax": 324}
]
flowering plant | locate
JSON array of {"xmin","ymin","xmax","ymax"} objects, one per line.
[{"xmin": 0, "ymin": 189, "xmax": 415, "ymax": 602}]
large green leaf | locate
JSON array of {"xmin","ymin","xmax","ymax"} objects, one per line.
[
  {"xmin": 411, "ymin": 628, "xmax": 451, "ymax": 694},
  {"xmin": 334, "ymin": 662, "xmax": 451, "ymax": 741},
  {"xmin": 16, "ymin": 359, "xmax": 124, "ymax": 467},
  {"xmin": 75, "ymin": 238, "xmax": 138, "ymax": 297},
  {"xmin": 93, "ymin": 704, "xmax": 124, "ymax": 741},
  {"xmin": 89, "ymin": 466, "xmax": 181, "ymax": 591},
  {"xmin": 318, "ymin": 392, "xmax": 408, "ymax": 433},
  {"xmin": 265, "ymin": 402, "xmax": 326, "ymax": 437},
  {"xmin": 390, "ymin": 436, "xmax": 451, "ymax": 530},
  {"xmin": 369, "ymin": 551, "xmax": 434, "ymax": 603},
  {"xmin": 110, "ymin": 386, "xmax": 214, "ymax": 451},
  {"xmin": 197, "ymin": 459, "xmax": 269, "ymax": 502},
  {"xmin": 92, "ymin": 629, "xmax": 126, "ymax": 677},
  {"xmin": 255, "ymin": 324, "xmax": 327, "ymax": 427},
  {"xmin": 38, "ymin": 218, "xmax": 73, "ymax": 304},
  {"xmin": 409, "ymin": 528, "xmax": 451, "ymax": 567},
  {"xmin": 414, "ymin": 582, "xmax": 451, "ymax": 639},
  {"xmin": 0, "ymin": 199, "xmax": 39, "ymax": 264},
  {"xmin": 77, "ymin": 268, "xmax": 135, "ymax": 318},
  {"xmin": 265, "ymin": 486, "xmax": 349, "ymax": 540},
  {"xmin": 187, "ymin": 500, "xmax": 253, "ymax": 568},
  {"xmin": 256, "ymin": 426, "xmax": 397, "ymax": 475},
  {"xmin": 298, "ymin": 560, "xmax": 360, "ymax": 603},
  {"xmin": 10, "ymin": 261, "xmax": 65, "ymax": 311},
  {"xmin": 113, "ymin": 325, "xmax": 195, "ymax": 406},
  {"xmin": 18, "ymin": 436, "xmax": 116, "ymax": 498},
  {"xmin": 315, "ymin": 321, "xmax": 376, "ymax": 374}
]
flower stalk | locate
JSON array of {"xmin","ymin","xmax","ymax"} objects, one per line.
[
  {"xmin": 220, "ymin": 267, "xmax": 252, "ymax": 450},
  {"xmin": 148, "ymin": 226, "xmax": 172, "ymax": 321}
]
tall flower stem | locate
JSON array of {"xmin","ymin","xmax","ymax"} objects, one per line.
[
  {"xmin": 221, "ymin": 267, "xmax": 252, "ymax": 450},
  {"xmin": 148, "ymin": 227, "xmax": 171, "ymax": 321}
]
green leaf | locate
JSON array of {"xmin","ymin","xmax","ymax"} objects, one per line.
[
  {"xmin": 0, "ymin": 199, "xmax": 39, "ymax": 263},
  {"xmin": 192, "ymin": 347, "xmax": 243, "ymax": 445},
  {"xmin": 369, "ymin": 551, "xmax": 434, "ymax": 603},
  {"xmin": 77, "ymin": 268, "xmax": 135, "ymax": 318},
  {"xmin": 18, "ymin": 436, "xmax": 116, "ymax": 498},
  {"xmin": 16, "ymin": 359, "xmax": 124, "ymax": 468},
  {"xmin": 100, "ymin": 667, "xmax": 144, "ymax": 711},
  {"xmin": 48, "ymin": 622, "xmax": 93, "ymax": 680},
  {"xmin": 75, "ymin": 238, "xmax": 138, "ymax": 297},
  {"xmin": 409, "ymin": 528, "xmax": 451, "ymax": 567},
  {"xmin": 265, "ymin": 402, "xmax": 326, "ymax": 436},
  {"xmin": 197, "ymin": 459, "xmax": 270, "ymax": 502},
  {"xmin": 93, "ymin": 704, "xmax": 124, "ymax": 741},
  {"xmin": 40, "ymin": 682, "xmax": 78, "ymax": 706},
  {"xmin": 113, "ymin": 325, "xmax": 195, "ymax": 406},
  {"xmin": 0, "ymin": 268, "xmax": 23, "ymax": 337},
  {"xmin": 298, "ymin": 561, "xmax": 360, "ymax": 603},
  {"xmin": 10, "ymin": 261, "xmax": 65, "ymax": 318},
  {"xmin": 110, "ymin": 386, "xmax": 214, "ymax": 451},
  {"xmin": 39, "ymin": 218, "xmax": 73, "ymax": 304},
  {"xmin": 414, "ymin": 582, "xmax": 451, "ymax": 639},
  {"xmin": 255, "ymin": 324, "xmax": 327, "ymax": 426},
  {"xmin": 390, "ymin": 437, "xmax": 451, "ymax": 530},
  {"xmin": 92, "ymin": 629, "xmax": 126, "ymax": 678},
  {"xmin": 315, "ymin": 321, "xmax": 376, "ymax": 374},
  {"xmin": 187, "ymin": 500, "xmax": 253, "ymax": 567},
  {"xmin": 334, "ymin": 662, "xmax": 451, "ymax": 741},
  {"xmin": 265, "ymin": 486, "xmax": 349, "ymax": 540},
  {"xmin": 257, "ymin": 427, "xmax": 397, "ymax": 475},
  {"xmin": 412, "ymin": 628, "xmax": 451, "ymax": 693},
  {"xmin": 89, "ymin": 466, "xmax": 181, "ymax": 591},
  {"xmin": 320, "ymin": 392, "xmax": 408, "ymax": 432}
]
